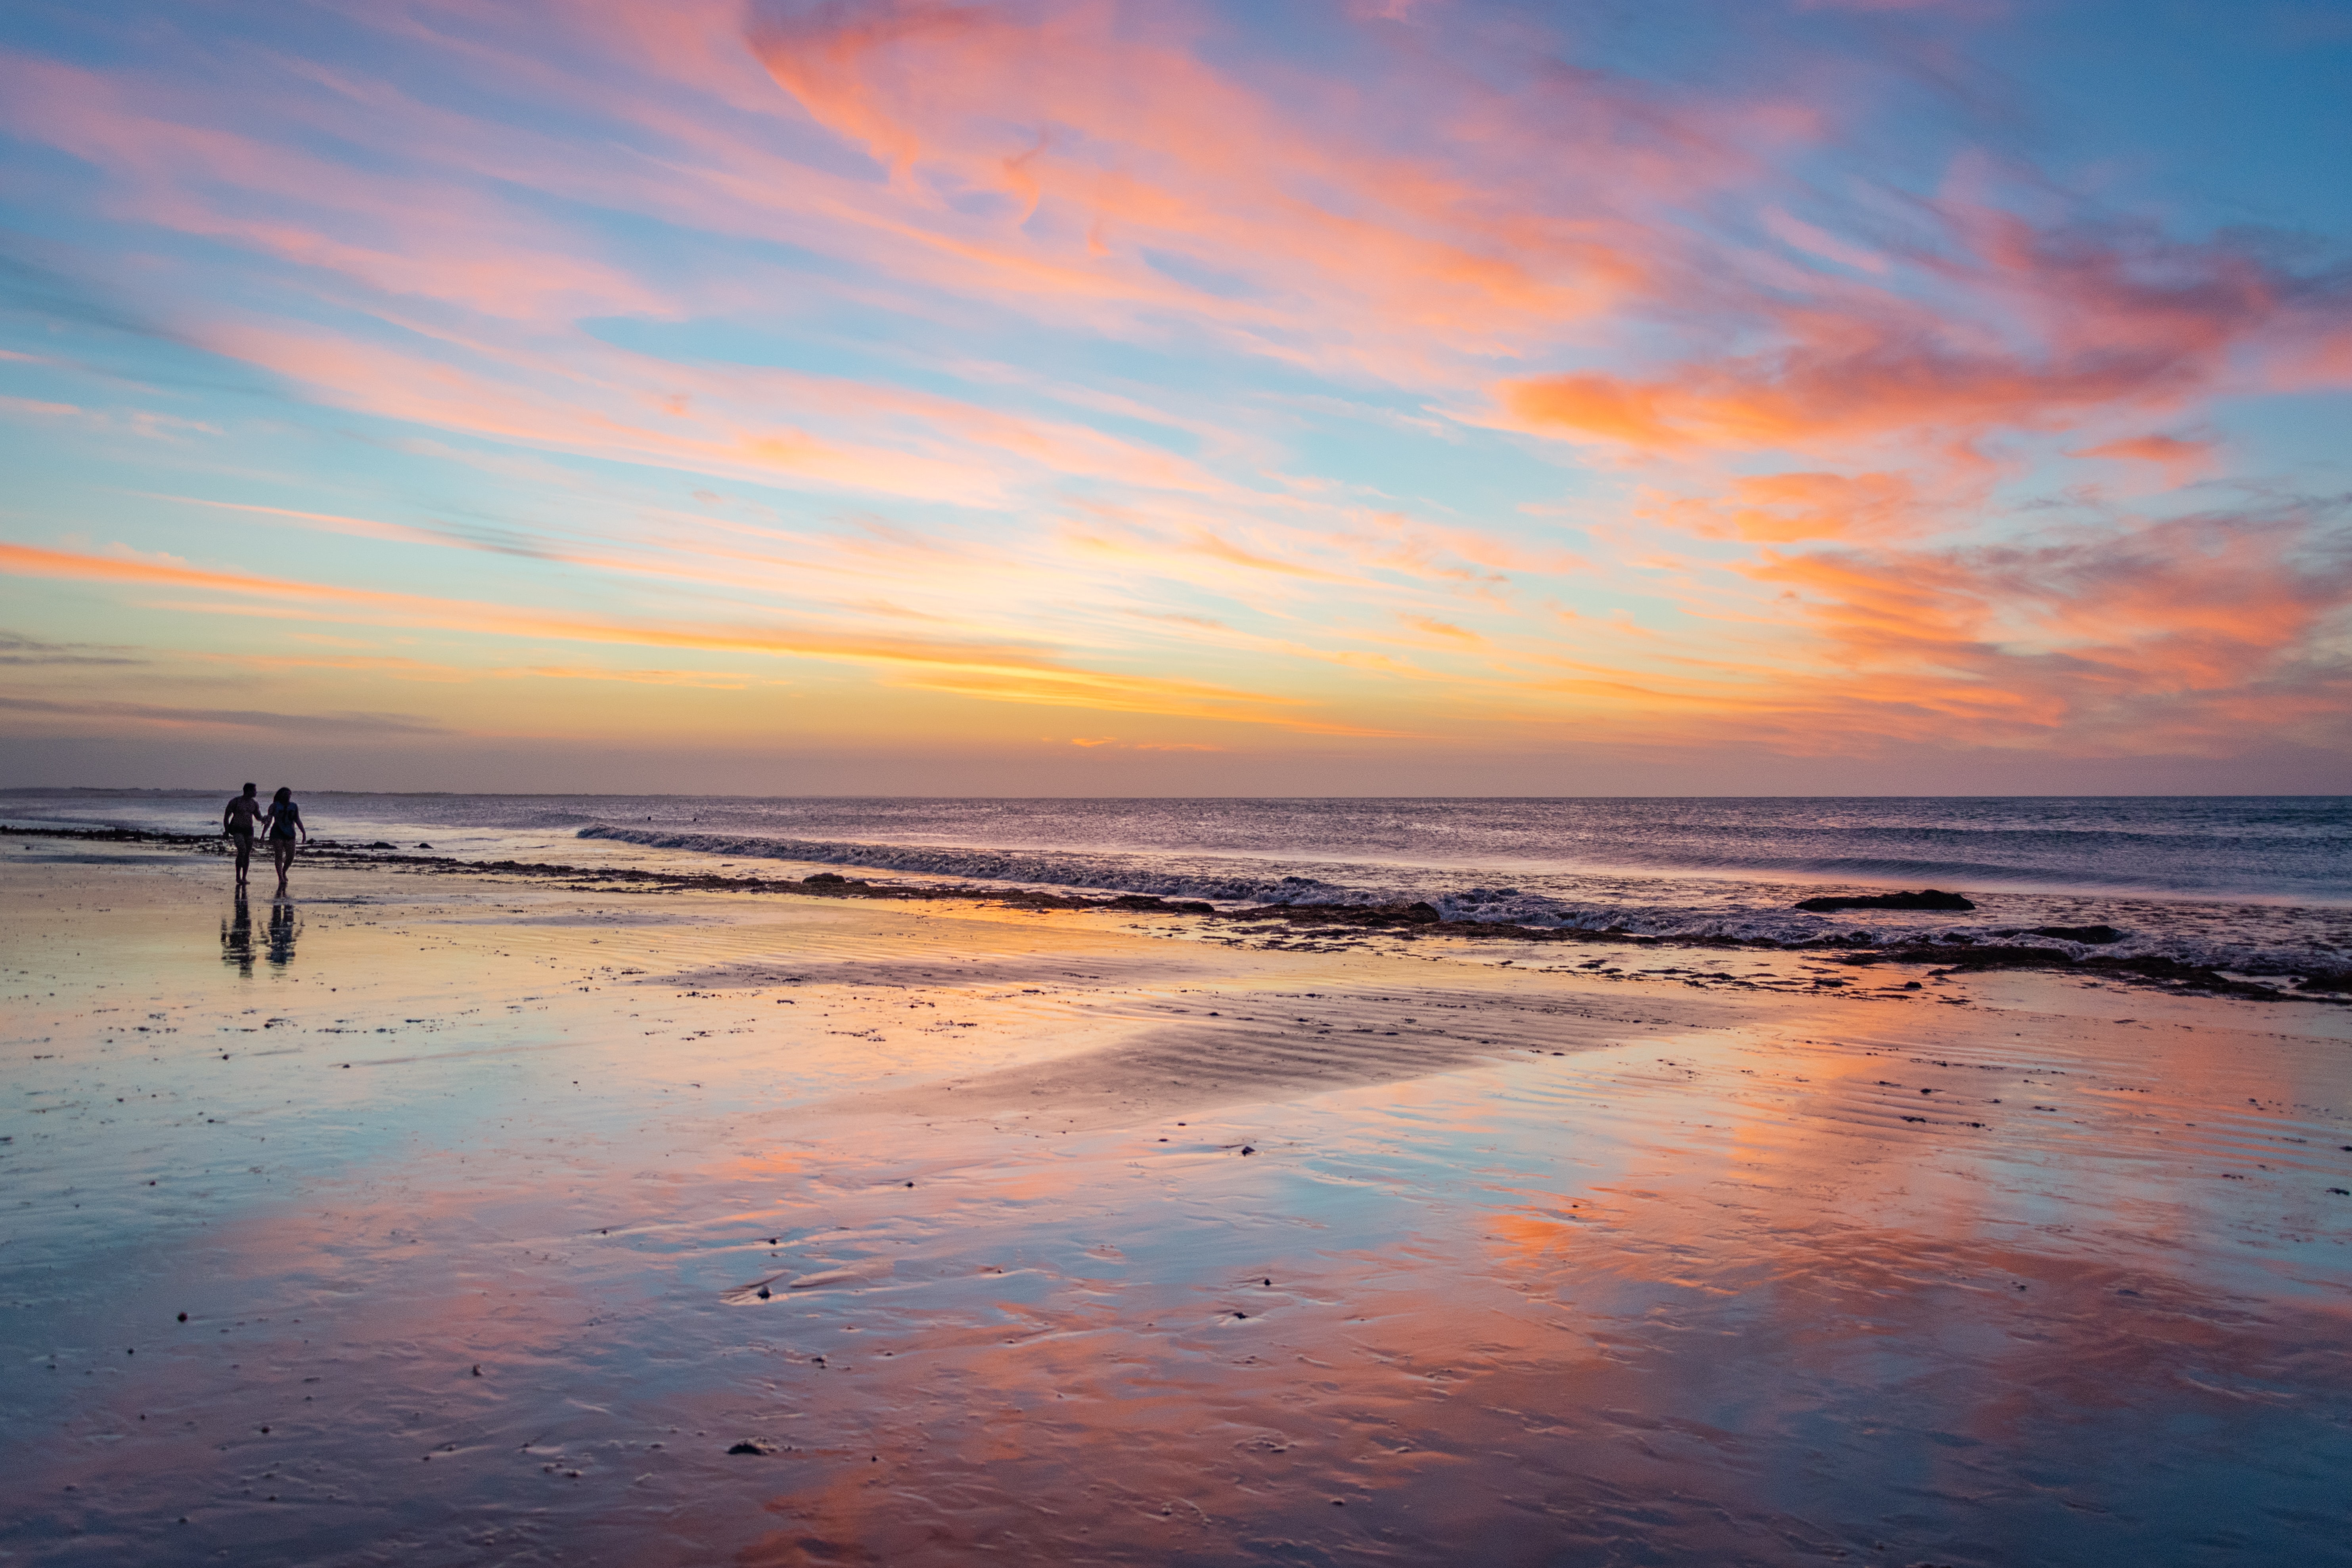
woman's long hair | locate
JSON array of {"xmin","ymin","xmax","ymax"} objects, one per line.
[{"xmin": 272, "ymin": 787, "xmax": 292, "ymax": 804}]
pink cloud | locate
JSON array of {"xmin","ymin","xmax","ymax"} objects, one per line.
[
  {"xmin": 1719, "ymin": 504, "xmax": 2352, "ymax": 750},
  {"xmin": 0, "ymin": 53, "xmax": 671, "ymax": 324},
  {"xmin": 195, "ymin": 317, "xmax": 1242, "ymax": 513},
  {"xmin": 3, "ymin": 0, "xmax": 2346, "ymax": 770},
  {"xmin": 727, "ymin": 0, "xmax": 1815, "ymax": 369},
  {"xmin": 2069, "ymin": 433, "xmax": 2218, "ymax": 487}
]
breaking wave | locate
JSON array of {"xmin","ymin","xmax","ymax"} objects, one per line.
[{"xmin": 575, "ymin": 825, "xmax": 2352, "ymax": 985}]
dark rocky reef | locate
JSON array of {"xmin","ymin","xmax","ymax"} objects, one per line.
[
  {"xmin": 2026, "ymin": 924, "xmax": 2122, "ymax": 945},
  {"xmin": 1795, "ymin": 888, "xmax": 1976, "ymax": 913}
]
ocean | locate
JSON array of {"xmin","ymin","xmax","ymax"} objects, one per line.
[{"xmin": 7, "ymin": 791, "xmax": 2348, "ymax": 983}]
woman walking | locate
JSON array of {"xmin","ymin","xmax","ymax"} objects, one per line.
[{"xmin": 261, "ymin": 786, "xmax": 308, "ymax": 897}]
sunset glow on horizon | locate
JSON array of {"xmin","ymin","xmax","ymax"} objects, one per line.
[{"xmin": 3, "ymin": 0, "xmax": 2349, "ymax": 795}]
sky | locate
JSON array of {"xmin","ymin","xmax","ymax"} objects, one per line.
[{"xmin": 2, "ymin": 0, "xmax": 2349, "ymax": 796}]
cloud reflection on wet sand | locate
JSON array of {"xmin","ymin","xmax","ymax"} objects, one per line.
[{"xmin": 2, "ymin": 853, "xmax": 2348, "ymax": 1564}]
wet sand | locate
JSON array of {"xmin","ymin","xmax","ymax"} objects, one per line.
[{"xmin": 3, "ymin": 841, "xmax": 2350, "ymax": 1566}]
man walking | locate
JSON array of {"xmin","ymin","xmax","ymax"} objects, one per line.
[{"xmin": 222, "ymin": 782, "xmax": 263, "ymax": 894}]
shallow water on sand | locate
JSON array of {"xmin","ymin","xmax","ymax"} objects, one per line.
[{"xmin": 3, "ymin": 847, "xmax": 2349, "ymax": 1565}]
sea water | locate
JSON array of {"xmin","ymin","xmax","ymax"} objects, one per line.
[{"xmin": 6, "ymin": 791, "xmax": 2348, "ymax": 982}]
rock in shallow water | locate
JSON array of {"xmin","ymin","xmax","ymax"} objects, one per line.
[
  {"xmin": 1794, "ymin": 888, "xmax": 1976, "ymax": 913},
  {"xmin": 2031, "ymin": 924, "xmax": 2122, "ymax": 944}
]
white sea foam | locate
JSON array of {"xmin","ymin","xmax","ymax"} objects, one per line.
[{"xmin": 573, "ymin": 819, "xmax": 2352, "ymax": 985}]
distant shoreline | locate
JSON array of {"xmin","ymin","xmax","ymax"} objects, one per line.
[{"xmin": 7, "ymin": 786, "xmax": 2350, "ymax": 800}]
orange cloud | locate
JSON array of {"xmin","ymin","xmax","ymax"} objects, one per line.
[
  {"xmin": 1398, "ymin": 613, "xmax": 1484, "ymax": 645},
  {"xmin": 1500, "ymin": 313, "xmax": 2214, "ymax": 458},
  {"xmin": 1497, "ymin": 207, "xmax": 2293, "ymax": 469},
  {"xmin": 1721, "ymin": 505, "xmax": 2352, "ymax": 750},
  {"xmin": 5, "ymin": 1, "xmax": 2348, "ymax": 777},
  {"xmin": 1644, "ymin": 470, "xmax": 1926, "ymax": 544},
  {"xmin": 0, "ymin": 542, "xmax": 1393, "ymax": 734}
]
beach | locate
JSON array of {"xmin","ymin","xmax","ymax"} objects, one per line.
[
  {"xmin": 4, "ymin": 837, "xmax": 2350, "ymax": 1566},
  {"xmin": 11, "ymin": 0, "xmax": 2352, "ymax": 1559}
]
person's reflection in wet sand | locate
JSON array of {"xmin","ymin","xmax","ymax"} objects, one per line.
[
  {"xmin": 221, "ymin": 900, "xmax": 257, "ymax": 975},
  {"xmin": 267, "ymin": 902, "xmax": 299, "ymax": 967}
]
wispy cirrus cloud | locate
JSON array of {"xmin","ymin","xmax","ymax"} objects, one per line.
[
  {"xmin": 0, "ymin": 542, "xmax": 1400, "ymax": 735},
  {"xmin": 0, "ymin": 630, "xmax": 145, "ymax": 667},
  {"xmin": 0, "ymin": 0, "xmax": 2347, "ymax": 781},
  {"xmin": 0, "ymin": 693, "xmax": 452, "ymax": 735}
]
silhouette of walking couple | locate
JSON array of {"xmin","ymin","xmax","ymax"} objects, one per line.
[{"xmin": 223, "ymin": 783, "xmax": 307, "ymax": 896}]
